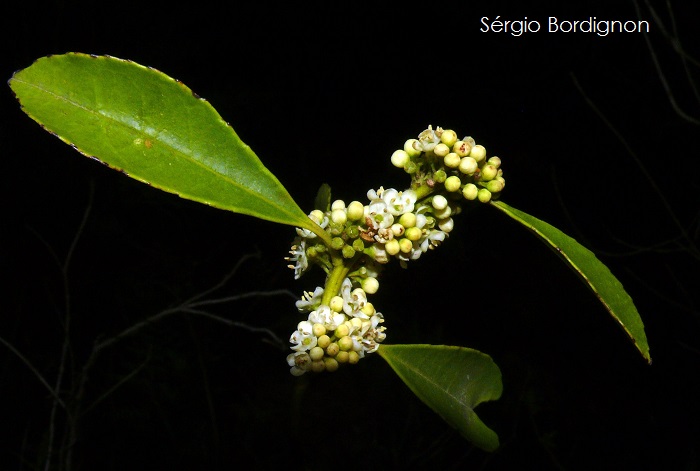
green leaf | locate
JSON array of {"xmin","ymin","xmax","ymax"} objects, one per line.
[
  {"xmin": 314, "ymin": 183, "xmax": 332, "ymax": 212},
  {"xmin": 9, "ymin": 53, "xmax": 319, "ymax": 233},
  {"xmin": 377, "ymin": 344, "xmax": 503, "ymax": 452},
  {"xmin": 490, "ymin": 200, "xmax": 651, "ymax": 363}
]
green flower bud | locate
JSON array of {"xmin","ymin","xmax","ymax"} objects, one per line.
[
  {"xmin": 444, "ymin": 175, "xmax": 462, "ymax": 192},
  {"xmin": 487, "ymin": 179, "xmax": 505, "ymax": 193},
  {"xmin": 352, "ymin": 238, "xmax": 365, "ymax": 252},
  {"xmin": 477, "ymin": 188, "xmax": 492, "ymax": 203},
  {"xmin": 347, "ymin": 201, "xmax": 365, "ymax": 221},
  {"xmin": 404, "ymin": 138, "xmax": 421, "ymax": 157},
  {"xmin": 318, "ymin": 335, "xmax": 331, "ymax": 349},
  {"xmin": 433, "ymin": 169, "xmax": 447, "ymax": 183},
  {"xmin": 470, "ymin": 144, "xmax": 487, "ymax": 162},
  {"xmin": 313, "ymin": 323, "xmax": 327, "ymax": 337},
  {"xmin": 309, "ymin": 346, "xmax": 324, "ymax": 361},
  {"xmin": 330, "ymin": 296, "xmax": 344, "ymax": 313},
  {"xmin": 348, "ymin": 351, "xmax": 360, "ymax": 364},
  {"xmin": 399, "ymin": 213, "xmax": 417, "ymax": 228},
  {"xmin": 481, "ymin": 164, "xmax": 498, "ymax": 181},
  {"xmin": 391, "ymin": 149, "xmax": 410, "ymax": 168},
  {"xmin": 324, "ymin": 357, "xmax": 339, "ymax": 372},
  {"xmin": 444, "ymin": 152, "xmax": 461, "ymax": 168},
  {"xmin": 433, "ymin": 143, "xmax": 450, "ymax": 157},
  {"xmin": 311, "ymin": 360, "xmax": 326, "ymax": 373},
  {"xmin": 345, "ymin": 225, "xmax": 360, "ymax": 239},
  {"xmin": 405, "ymin": 161, "xmax": 419, "ymax": 174},
  {"xmin": 361, "ymin": 302, "xmax": 376, "ymax": 316},
  {"xmin": 310, "ymin": 209, "xmax": 325, "ymax": 222},
  {"xmin": 336, "ymin": 351, "xmax": 349, "ymax": 363},
  {"xmin": 487, "ymin": 156, "xmax": 501, "ymax": 168},
  {"xmin": 453, "ymin": 140, "xmax": 472, "ymax": 157},
  {"xmin": 331, "ymin": 237, "xmax": 345, "ymax": 250},
  {"xmin": 462, "ymin": 183, "xmax": 478, "ymax": 200},
  {"xmin": 342, "ymin": 245, "xmax": 356, "ymax": 259},
  {"xmin": 459, "ymin": 156, "xmax": 478, "ymax": 175},
  {"xmin": 362, "ymin": 276, "xmax": 379, "ymax": 294},
  {"xmin": 440, "ymin": 129, "xmax": 458, "ymax": 148},
  {"xmin": 405, "ymin": 226, "xmax": 422, "ymax": 241}
]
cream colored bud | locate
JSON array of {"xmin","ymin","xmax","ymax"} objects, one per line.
[
  {"xmin": 438, "ymin": 217, "xmax": 454, "ymax": 232},
  {"xmin": 391, "ymin": 149, "xmax": 410, "ymax": 168},
  {"xmin": 310, "ymin": 209, "xmax": 325, "ymax": 222},
  {"xmin": 453, "ymin": 140, "xmax": 472, "ymax": 157},
  {"xmin": 443, "ymin": 152, "xmax": 461, "ymax": 168},
  {"xmin": 432, "ymin": 194, "xmax": 448, "ymax": 210},
  {"xmin": 462, "ymin": 183, "xmax": 478, "ymax": 200},
  {"xmin": 385, "ymin": 238, "xmax": 400, "ymax": 255},
  {"xmin": 435, "ymin": 205, "xmax": 452, "ymax": 219},
  {"xmin": 445, "ymin": 175, "xmax": 462, "ymax": 192},
  {"xmin": 350, "ymin": 317, "xmax": 363, "ymax": 329},
  {"xmin": 331, "ymin": 199, "xmax": 346, "ymax": 211},
  {"xmin": 335, "ymin": 324, "xmax": 350, "ymax": 337},
  {"xmin": 481, "ymin": 164, "xmax": 498, "ymax": 181},
  {"xmin": 404, "ymin": 139, "xmax": 421, "ymax": 157},
  {"xmin": 330, "ymin": 296, "xmax": 344, "ymax": 312},
  {"xmin": 405, "ymin": 226, "xmax": 422, "ymax": 241},
  {"xmin": 487, "ymin": 179, "xmax": 505, "ymax": 193},
  {"xmin": 398, "ymin": 212, "xmax": 417, "ymax": 228},
  {"xmin": 362, "ymin": 277, "xmax": 379, "ymax": 294},
  {"xmin": 338, "ymin": 336, "xmax": 354, "ymax": 351},
  {"xmin": 326, "ymin": 342, "xmax": 340, "ymax": 356},
  {"xmin": 440, "ymin": 129, "xmax": 458, "ymax": 148},
  {"xmin": 477, "ymin": 188, "xmax": 492, "ymax": 203},
  {"xmin": 317, "ymin": 334, "xmax": 331, "ymax": 349},
  {"xmin": 433, "ymin": 143, "xmax": 450, "ymax": 157},
  {"xmin": 459, "ymin": 157, "xmax": 478, "ymax": 175},
  {"xmin": 348, "ymin": 351, "xmax": 360, "ymax": 364},
  {"xmin": 361, "ymin": 302, "xmax": 376, "ymax": 316},
  {"xmin": 336, "ymin": 351, "xmax": 349, "ymax": 363},
  {"xmin": 311, "ymin": 360, "xmax": 326, "ymax": 373},
  {"xmin": 487, "ymin": 156, "xmax": 501, "ymax": 168},
  {"xmin": 347, "ymin": 201, "xmax": 365, "ymax": 221},
  {"xmin": 391, "ymin": 223, "xmax": 405, "ymax": 237},
  {"xmin": 470, "ymin": 145, "xmax": 487, "ymax": 162},
  {"xmin": 324, "ymin": 357, "xmax": 339, "ymax": 372},
  {"xmin": 313, "ymin": 323, "xmax": 327, "ymax": 337},
  {"xmin": 331, "ymin": 208, "xmax": 347, "ymax": 225}
]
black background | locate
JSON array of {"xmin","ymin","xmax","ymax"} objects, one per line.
[{"xmin": 2, "ymin": 1, "xmax": 699, "ymax": 470}]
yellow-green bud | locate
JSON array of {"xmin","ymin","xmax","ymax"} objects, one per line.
[
  {"xmin": 487, "ymin": 179, "xmax": 505, "ymax": 193},
  {"xmin": 342, "ymin": 245, "xmax": 356, "ymax": 259},
  {"xmin": 347, "ymin": 201, "xmax": 365, "ymax": 221},
  {"xmin": 331, "ymin": 208, "xmax": 347, "ymax": 225},
  {"xmin": 330, "ymin": 296, "xmax": 344, "ymax": 313},
  {"xmin": 331, "ymin": 237, "xmax": 345, "ymax": 250},
  {"xmin": 310, "ymin": 209, "xmax": 325, "ymax": 223},
  {"xmin": 352, "ymin": 238, "xmax": 365, "ymax": 252},
  {"xmin": 350, "ymin": 317, "xmax": 363, "ymax": 329},
  {"xmin": 444, "ymin": 152, "xmax": 461, "ymax": 168},
  {"xmin": 433, "ymin": 169, "xmax": 447, "ymax": 183},
  {"xmin": 481, "ymin": 164, "xmax": 498, "ymax": 181},
  {"xmin": 462, "ymin": 183, "xmax": 478, "ymax": 200},
  {"xmin": 385, "ymin": 238, "xmax": 400, "ymax": 255},
  {"xmin": 398, "ymin": 213, "xmax": 417, "ymax": 228},
  {"xmin": 311, "ymin": 360, "xmax": 325, "ymax": 373},
  {"xmin": 435, "ymin": 205, "xmax": 452, "ymax": 219},
  {"xmin": 362, "ymin": 276, "xmax": 379, "ymax": 294},
  {"xmin": 477, "ymin": 188, "xmax": 492, "ymax": 203},
  {"xmin": 470, "ymin": 144, "xmax": 487, "ymax": 162},
  {"xmin": 336, "ymin": 351, "xmax": 349, "ymax": 363},
  {"xmin": 318, "ymin": 334, "xmax": 331, "ymax": 349},
  {"xmin": 399, "ymin": 238, "xmax": 414, "ymax": 253},
  {"xmin": 335, "ymin": 324, "xmax": 350, "ymax": 337},
  {"xmin": 348, "ymin": 351, "xmax": 360, "ymax": 364},
  {"xmin": 391, "ymin": 223, "xmax": 405, "ymax": 237},
  {"xmin": 309, "ymin": 346, "xmax": 324, "ymax": 361},
  {"xmin": 459, "ymin": 157, "xmax": 478, "ymax": 175},
  {"xmin": 338, "ymin": 336, "xmax": 354, "ymax": 351},
  {"xmin": 404, "ymin": 138, "xmax": 421, "ymax": 157},
  {"xmin": 324, "ymin": 357, "xmax": 339, "ymax": 372},
  {"xmin": 404, "ymin": 161, "xmax": 418, "ymax": 174},
  {"xmin": 361, "ymin": 302, "xmax": 376, "ymax": 316},
  {"xmin": 331, "ymin": 199, "xmax": 345, "ymax": 211},
  {"xmin": 345, "ymin": 225, "xmax": 360, "ymax": 239},
  {"xmin": 326, "ymin": 342, "xmax": 340, "ymax": 356},
  {"xmin": 405, "ymin": 226, "xmax": 422, "ymax": 241},
  {"xmin": 313, "ymin": 323, "xmax": 327, "ymax": 337},
  {"xmin": 440, "ymin": 129, "xmax": 458, "ymax": 148},
  {"xmin": 433, "ymin": 143, "xmax": 450, "ymax": 157},
  {"xmin": 487, "ymin": 156, "xmax": 501, "ymax": 168},
  {"xmin": 391, "ymin": 149, "xmax": 410, "ymax": 168},
  {"xmin": 439, "ymin": 217, "xmax": 454, "ymax": 232},
  {"xmin": 444, "ymin": 175, "xmax": 462, "ymax": 192}
]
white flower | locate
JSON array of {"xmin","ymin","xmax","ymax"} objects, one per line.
[
  {"xmin": 413, "ymin": 125, "xmax": 442, "ymax": 152},
  {"xmin": 285, "ymin": 238, "xmax": 308, "ymax": 279},
  {"xmin": 382, "ymin": 189, "xmax": 417, "ymax": 216},
  {"xmin": 420, "ymin": 229, "xmax": 447, "ymax": 252},
  {"xmin": 296, "ymin": 286, "xmax": 324, "ymax": 312},
  {"xmin": 341, "ymin": 278, "xmax": 369, "ymax": 318},
  {"xmin": 296, "ymin": 210, "xmax": 329, "ymax": 238},
  {"xmin": 289, "ymin": 321, "xmax": 318, "ymax": 352},
  {"xmin": 365, "ymin": 201, "xmax": 394, "ymax": 230},
  {"xmin": 287, "ymin": 352, "xmax": 312, "ymax": 376},
  {"xmin": 308, "ymin": 305, "xmax": 346, "ymax": 331}
]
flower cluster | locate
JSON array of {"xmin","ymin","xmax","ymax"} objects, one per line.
[
  {"xmin": 287, "ymin": 279, "xmax": 386, "ymax": 376},
  {"xmin": 285, "ymin": 125, "xmax": 506, "ymax": 374}
]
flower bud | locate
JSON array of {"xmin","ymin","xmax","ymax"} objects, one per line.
[
  {"xmin": 432, "ymin": 194, "xmax": 448, "ymax": 210},
  {"xmin": 309, "ymin": 346, "xmax": 324, "ymax": 361},
  {"xmin": 444, "ymin": 175, "xmax": 462, "ymax": 192},
  {"xmin": 348, "ymin": 351, "xmax": 360, "ymax": 364},
  {"xmin": 470, "ymin": 144, "xmax": 487, "ymax": 162},
  {"xmin": 317, "ymin": 334, "xmax": 331, "ymax": 349},
  {"xmin": 444, "ymin": 152, "xmax": 461, "ymax": 168},
  {"xmin": 433, "ymin": 169, "xmax": 447, "ymax": 183},
  {"xmin": 326, "ymin": 342, "xmax": 340, "ymax": 356},
  {"xmin": 453, "ymin": 140, "xmax": 472, "ymax": 157},
  {"xmin": 362, "ymin": 277, "xmax": 379, "ymax": 294},
  {"xmin": 336, "ymin": 351, "xmax": 349, "ymax": 363},
  {"xmin": 435, "ymin": 205, "xmax": 452, "ymax": 219},
  {"xmin": 342, "ymin": 245, "xmax": 356, "ymax": 259},
  {"xmin": 330, "ymin": 296, "xmax": 344, "ymax": 313},
  {"xmin": 331, "ymin": 208, "xmax": 347, "ymax": 225},
  {"xmin": 398, "ymin": 213, "xmax": 417, "ymax": 228},
  {"xmin": 440, "ymin": 129, "xmax": 458, "ymax": 148},
  {"xmin": 405, "ymin": 226, "xmax": 422, "ymax": 241},
  {"xmin": 433, "ymin": 143, "xmax": 450, "ymax": 157},
  {"xmin": 487, "ymin": 156, "xmax": 501, "ymax": 168},
  {"xmin": 462, "ymin": 183, "xmax": 478, "ymax": 200},
  {"xmin": 324, "ymin": 357, "xmax": 339, "ymax": 372},
  {"xmin": 487, "ymin": 179, "xmax": 505, "ymax": 193},
  {"xmin": 331, "ymin": 237, "xmax": 345, "ymax": 250},
  {"xmin": 477, "ymin": 188, "xmax": 492, "ymax": 203},
  {"xmin": 404, "ymin": 139, "xmax": 421, "ymax": 157},
  {"xmin": 459, "ymin": 157, "xmax": 478, "ymax": 175},
  {"xmin": 438, "ymin": 217, "xmax": 454, "ymax": 232},
  {"xmin": 335, "ymin": 323, "xmax": 349, "ymax": 337},
  {"xmin": 361, "ymin": 302, "xmax": 376, "ymax": 316},
  {"xmin": 313, "ymin": 323, "xmax": 327, "ymax": 337},
  {"xmin": 399, "ymin": 238, "xmax": 414, "ymax": 253},
  {"xmin": 311, "ymin": 360, "xmax": 326, "ymax": 373},
  {"xmin": 385, "ymin": 238, "xmax": 400, "ymax": 255},
  {"xmin": 347, "ymin": 201, "xmax": 365, "ymax": 221},
  {"xmin": 391, "ymin": 149, "xmax": 410, "ymax": 168},
  {"xmin": 338, "ymin": 336, "xmax": 354, "ymax": 351},
  {"xmin": 352, "ymin": 238, "xmax": 365, "ymax": 252},
  {"xmin": 481, "ymin": 164, "xmax": 498, "ymax": 181}
]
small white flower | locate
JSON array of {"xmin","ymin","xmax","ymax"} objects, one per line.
[
  {"xmin": 382, "ymin": 189, "xmax": 417, "ymax": 216},
  {"xmin": 296, "ymin": 286, "xmax": 324, "ymax": 312},
  {"xmin": 287, "ymin": 352, "xmax": 312, "ymax": 376},
  {"xmin": 285, "ymin": 238, "xmax": 308, "ymax": 280},
  {"xmin": 365, "ymin": 201, "xmax": 394, "ymax": 230},
  {"xmin": 420, "ymin": 229, "xmax": 447, "ymax": 252},
  {"xmin": 413, "ymin": 125, "xmax": 442, "ymax": 152},
  {"xmin": 289, "ymin": 321, "xmax": 318, "ymax": 352},
  {"xmin": 308, "ymin": 305, "xmax": 346, "ymax": 331},
  {"xmin": 296, "ymin": 210, "xmax": 329, "ymax": 238}
]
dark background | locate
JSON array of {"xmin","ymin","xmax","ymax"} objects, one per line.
[{"xmin": 2, "ymin": 1, "xmax": 699, "ymax": 470}]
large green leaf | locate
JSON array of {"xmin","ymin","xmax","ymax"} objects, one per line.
[
  {"xmin": 378, "ymin": 344, "xmax": 503, "ymax": 452},
  {"xmin": 491, "ymin": 200, "xmax": 651, "ymax": 363},
  {"xmin": 8, "ymin": 53, "xmax": 319, "ymax": 232}
]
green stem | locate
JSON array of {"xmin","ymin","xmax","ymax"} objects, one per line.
[{"xmin": 321, "ymin": 255, "xmax": 355, "ymax": 306}]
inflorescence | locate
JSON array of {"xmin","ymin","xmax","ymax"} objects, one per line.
[{"xmin": 285, "ymin": 125, "xmax": 505, "ymax": 375}]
